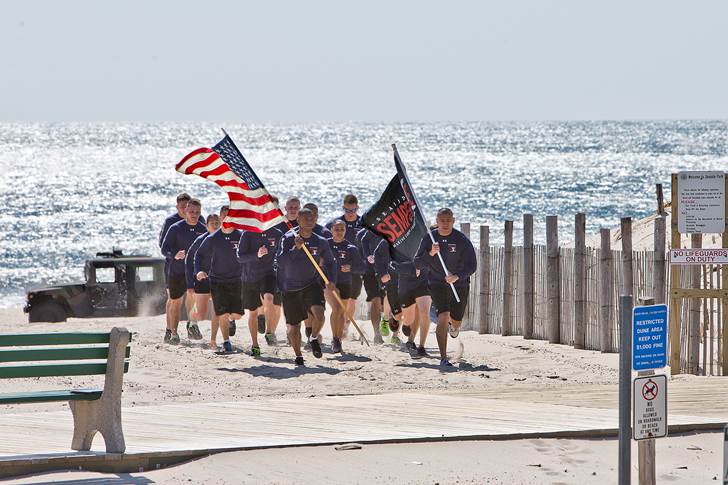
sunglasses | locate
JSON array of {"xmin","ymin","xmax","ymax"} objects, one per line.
[{"xmin": 343, "ymin": 207, "xmax": 359, "ymax": 213}]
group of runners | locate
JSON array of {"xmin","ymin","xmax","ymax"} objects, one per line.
[{"xmin": 159, "ymin": 192, "xmax": 477, "ymax": 367}]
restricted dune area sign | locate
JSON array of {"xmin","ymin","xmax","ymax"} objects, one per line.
[
  {"xmin": 633, "ymin": 375, "xmax": 667, "ymax": 440},
  {"xmin": 670, "ymin": 248, "xmax": 728, "ymax": 265},
  {"xmin": 677, "ymin": 171, "xmax": 725, "ymax": 234}
]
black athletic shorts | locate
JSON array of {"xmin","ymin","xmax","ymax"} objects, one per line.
[
  {"xmin": 194, "ymin": 279, "xmax": 211, "ymax": 295},
  {"xmin": 164, "ymin": 260, "xmax": 171, "ymax": 288},
  {"xmin": 430, "ymin": 284, "xmax": 470, "ymax": 322},
  {"xmin": 282, "ymin": 284, "xmax": 325, "ymax": 326},
  {"xmin": 241, "ymin": 282, "xmax": 264, "ymax": 311},
  {"xmin": 259, "ymin": 273, "xmax": 277, "ymax": 296},
  {"xmin": 168, "ymin": 273, "xmax": 188, "ymax": 300},
  {"xmin": 384, "ymin": 280, "xmax": 403, "ymax": 316},
  {"xmin": 350, "ymin": 274, "xmax": 363, "ymax": 299},
  {"xmin": 399, "ymin": 281, "xmax": 430, "ymax": 309},
  {"xmin": 336, "ymin": 283, "xmax": 352, "ymax": 300},
  {"xmin": 211, "ymin": 280, "xmax": 243, "ymax": 315},
  {"xmin": 362, "ymin": 272, "xmax": 384, "ymax": 302}
]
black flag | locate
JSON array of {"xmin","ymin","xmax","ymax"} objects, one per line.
[{"xmin": 361, "ymin": 173, "xmax": 428, "ymax": 263}]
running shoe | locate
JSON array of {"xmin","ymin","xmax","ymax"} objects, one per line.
[
  {"xmin": 402, "ymin": 325, "xmax": 411, "ymax": 337},
  {"xmin": 295, "ymin": 356, "xmax": 305, "ymax": 366},
  {"xmin": 228, "ymin": 320, "xmax": 236, "ymax": 336},
  {"xmin": 373, "ymin": 334, "xmax": 384, "ymax": 344},
  {"xmin": 310, "ymin": 337, "xmax": 322, "ymax": 358},
  {"xmin": 251, "ymin": 345, "xmax": 261, "ymax": 357},
  {"xmin": 448, "ymin": 323, "xmax": 459, "ymax": 339},
  {"xmin": 389, "ymin": 318, "xmax": 400, "ymax": 332},
  {"xmin": 187, "ymin": 321, "xmax": 203, "ymax": 340},
  {"xmin": 264, "ymin": 332, "xmax": 277, "ymax": 346},
  {"xmin": 222, "ymin": 340, "xmax": 233, "ymax": 352},
  {"xmin": 257, "ymin": 314, "xmax": 266, "ymax": 334},
  {"xmin": 417, "ymin": 345, "xmax": 428, "ymax": 357},
  {"xmin": 170, "ymin": 333, "xmax": 180, "ymax": 345},
  {"xmin": 405, "ymin": 341, "xmax": 417, "ymax": 353},
  {"xmin": 379, "ymin": 316, "xmax": 390, "ymax": 336},
  {"xmin": 440, "ymin": 358, "xmax": 454, "ymax": 367},
  {"xmin": 163, "ymin": 329, "xmax": 172, "ymax": 344},
  {"xmin": 390, "ymin": 334, "xmax": 401, "ymax": 345},
  {"xmin": 331, "ymin": 337, "xmax": 343, "ymax": 353}
]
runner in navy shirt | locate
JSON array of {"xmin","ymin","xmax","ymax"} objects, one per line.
[
  {"xmin": 326, "ymin": 220, "xmax": 366, "ymax": 353},
  {"xmin": 195, "ymin": 226, "xmax": 243, "ymax": 352},
  {"xmin": 159, "ymin": 192, "xmax": 191, "ymax": 291},
  {"xmin": 160, "ymin": 198, "xmax": 206, "ymax": 344},
  {"xmin": 185, "ymin": 214, "xmax": 221, "ymax": 348},
  {"xmin": 414, "ymin": 208, "xmax": 477, "ymax": 366},
  {"xmin": 358, "ymin": 227, "xmax": 387, "ymax": 343},
  {"xmin": 275, "ymin": 208, "xmax": 335, "ymax": 365},
  {"xmin": 237, "ymin": 226, "xmax": 283, "ymax": 353},
  {"xmin": 274, "ymin": 196, "xmax": 300, "ymax": 235}
]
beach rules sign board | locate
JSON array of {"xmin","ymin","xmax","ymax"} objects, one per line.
[
  {"xmin": 677, "ymin": 171, "xmax": 725, "ymax": 234},
  {"xmin": 633, "ymin": 304, "xmax": 668, "ymax": 371},
  {"xmin": 633, "ymin": 375, "xmax": 667, "ymax": 440},
  {"xmin": 670, "ymin": 248, "xmax": 728, "ymax": 265}
]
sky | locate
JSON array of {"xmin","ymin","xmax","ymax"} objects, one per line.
[{"xmin": 0, "ymin": 0, "xmax": 727, "ymax": 121}]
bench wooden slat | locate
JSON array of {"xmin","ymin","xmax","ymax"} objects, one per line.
[
  {"xmin": 0, "ymin": 346, "xmax": 131, "ymax": 363},
  {"xmin": 0, "ymin": 332, "xmax": 133, "ymax": 347},
  {"xmin": 0, "ymin": 361, "xmax": 129, "ymax": 379},
  {"xmin": 0, "ymin": 389, "xmax": 102, "ymax": 404}
]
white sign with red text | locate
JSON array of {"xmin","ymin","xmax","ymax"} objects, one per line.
[{"xmin": 670, "ymin": 248, "xmax": 728, "ymax": 265}]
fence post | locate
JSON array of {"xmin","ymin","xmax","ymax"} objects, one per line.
[
  {"xmin": 689, "ymin": 233, "xmax": 702, "ymax": 375},
  {"xmin": 599, "ymin": 228, "xmax": 613, "ymax": 352},
  {"xmin": 523, "ymin": 214, "xmax": 535, "ymax": 339},
  {"xmin": 574, "ymin": 213, "xmax": 587, "ymax": 349},
  {"xmin": 547, "ymin": 216, "xmax": 560, "ymax": 344},
  {"xmin": 654, "ymin": 216, "xmax": 666, "ymax": 305},
  {"xmin": 478, "ymin": 225, "xmax": 490, "ymax": 334},
  {"xmin": 460, "ymin": 222, "xmax": 471, "ymax": 239},
  {"xmin": 502, "ymin": 220, "xmax": 514, "ymax": 336},
  {"xmin": 621, "ymin": 217, "xmax": 633, "ymax": 296},
  {"xmin": 656, "ymin": 183, "xmax": 665, "ymax": 215}
]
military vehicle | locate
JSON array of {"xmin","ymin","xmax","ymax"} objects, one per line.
[{"xmin": 24, "ymin": 250, "xmax": 167, "ymax": 322}]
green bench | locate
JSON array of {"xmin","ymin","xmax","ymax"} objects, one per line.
[{"xmin": 0, "ymin": 327, "xmax": 132, "ymax": 453}]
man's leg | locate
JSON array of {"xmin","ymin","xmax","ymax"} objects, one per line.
[
  {"xmin": 218, "ymin": 312, "xmax": 230, "ymax": 341},
  {"xmin": 287, "ymin": 324, "xmax": 302, "ymax": 357},
  {"xmin": 436, "ymin": 311, "xmax": 450, "ymax": 360},
  {"xmin": 210, "ymin": 312, "xmax": 219, "ymax": 348},
  {"xmin": 369, "ymin": 297, "xmax": 383, "ymax": 341},
  {"xmin": 247, "ymin": 307, "xmax": 261, "ymax": 351},
  {"xmin": 416, "ymin": 296, "xmax": 432, "ymax": 349},
  {"xmin": 168, "ymin": 298, "xmax": 183, "ymax": 336},
  {"xmin": 184, "ymin": 289, "xmax": 195, "ymax": 319},
  {"xmin": 401, "ymin": 304, "xmax": 417, "ymax": 343},
  {"xmin": 262, "ymin": 294, "xmax": 276, "ymax": 333}
]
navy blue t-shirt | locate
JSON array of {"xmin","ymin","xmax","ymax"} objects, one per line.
[
  {"xmin": 237, "ymin": 227, "xmax": 283, "ymax": 283},
  {"xmin": 328, "ymin": 238, "xmax": 366, "ymax": 286},
  {"xmin": 275, "ymin": 231, "xmax": 335, "ymax": 292},
  {"xmin": 161, "ymin": 219, "xmax": 207, "ymax": 276},
  {"xmin": 356, "ymin": 228, "xmax": 382, "ymax": 275},
  {"xmin": 194, "ymin": 229, "xmax": 243, "ymax": 283},
  {"xmin": 159, "ymin": 212, "xmax": 183, "ymax": 248},
  {"xmin": 185, "ymin": 233, "xmax": 210, "ymax": 288},
  {"xmin": 414, "ymin": 229, "xmax": 477, "ymax": 287},
  {"xmin": 274, "ymin": 218, "xmax": 298, "ymax": 235}
]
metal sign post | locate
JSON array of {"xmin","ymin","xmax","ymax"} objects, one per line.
[{"xmin": 618, "ymin": 294, "xmax": 633, "ymax": 485}]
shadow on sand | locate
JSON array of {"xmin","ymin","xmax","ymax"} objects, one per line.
[{"xmin": 217, "ymin": 364, "xmax": 343, "ymax": 379}]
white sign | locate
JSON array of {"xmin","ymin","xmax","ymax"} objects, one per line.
[
  {"xmin": 678, "ymin": 171, "xmax": 725, "ymax": 234},
  {"xmin": 633, "ymin": 375, "xmax": 667, "ymax": 440},
  {"xmin": 670, "ymin": 248, "xmax": 728, "ymax": 265}
]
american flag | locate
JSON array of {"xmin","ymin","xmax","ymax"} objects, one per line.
[{"xmin": 175, "ymin": 133, "xmax": 284, "ymax": 232}]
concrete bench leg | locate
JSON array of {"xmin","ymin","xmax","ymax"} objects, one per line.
[{"xmin": 69, "ymin": 327, "xmax": 129, "ymax": 454}]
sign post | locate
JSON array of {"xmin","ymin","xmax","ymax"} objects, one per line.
[{"xmin": 618, "ymin": 295, "xmax": 633, "ymax": 485}]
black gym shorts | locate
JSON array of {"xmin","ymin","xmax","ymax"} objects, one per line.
[
  {"xmin": 194, "ymin": 279, "xmax": 211, "ymax": 295},
  {"xmin": 168, "ymin": 273, "xmax": 188, "ymax": 300},
  {"xmin": 241, "ymin": 282, "xmax": 264, "ymax": 311},
  {"xmin": 282, "ymin": 284, "xmax": 325, "ymax": 325},
  {"xmin": 335, "ymin": 282, "xmax": 352, "ymax": 300},
  {"xmin": 399, "ymin": 281, "xmax": 430, "ymax": 309},
  {"xmin": 350, "ymin": 274, "xmax": 363, "ymax": 299},
  {"xmin": 430, "ymin": 283, "xmax": 470, "ymax": 322},
  {"xmin": 211, "ymin": 280, "xmax": 243, "ymax": 315},
  {"xmin": 362, "ymin": 272, "xmax": 384, "ymax": 302}
]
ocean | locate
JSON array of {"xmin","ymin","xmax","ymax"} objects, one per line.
[{"xmin": 1, "ymin": 121, "xmax": 727, "ymax": 308}]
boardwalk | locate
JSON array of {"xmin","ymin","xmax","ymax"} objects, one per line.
[{"xmin": 0, "ymin": 383, "xmax": 726, "ymax": 477}]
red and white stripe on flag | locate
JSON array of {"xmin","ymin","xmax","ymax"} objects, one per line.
[{"xmin": 175, "ymin": 147, "xmax": 284, "ymax": 232}]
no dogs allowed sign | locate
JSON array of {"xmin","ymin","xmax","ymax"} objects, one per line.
[{"xmin": 633, "ymin": 375, "xmax": 667, "ymax": 440}]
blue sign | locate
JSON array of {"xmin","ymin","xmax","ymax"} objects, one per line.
[{"xmin": 633, "ymin": 304, "xmax": 668, "ymax": 371}]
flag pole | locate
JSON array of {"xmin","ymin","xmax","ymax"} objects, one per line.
[
  {"xmin": 279, "ymin": 212, "xmax": 370, "ymax": 347},
  {"xmin": 392, "ymin": 144, "xmax": 460, "ymax": 302}
]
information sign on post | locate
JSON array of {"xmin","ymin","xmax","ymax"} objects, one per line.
[
  {"xmin": 633, "ymin": 375, "xmax": 668, "ymax": 440},
  {"xmin": 632, "ymin": 304, "xmax": 668, "ymax": 371},
  {"xmin": 677, "ymin": 171, "xmax": 725, "ymax": 234}
]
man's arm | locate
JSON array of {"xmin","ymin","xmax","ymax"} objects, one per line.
[
  {"xmin": 160, "ymin": 225, "xmax": 177, "ymax": 259},
  {"xmin": 413, "ymin": 234, "xmax": 434, "ymax": 270},
  {"xmin": 456, "ymin": 237, "xmax": 478, "ymax": 281},
  {"xmin": 194, "ymin": 236, "xmax": 213, "ymax": 276},
  {"xmin": 236, "ymin": 232, "xmax": 261, "ymax": 264}
]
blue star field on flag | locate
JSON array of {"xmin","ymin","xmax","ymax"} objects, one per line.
[{"xmin": 213, "ymin": 135, "xmax": 263, "ymax": 190}]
